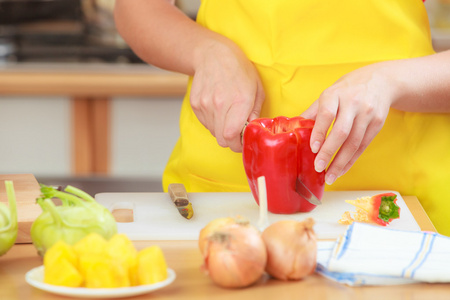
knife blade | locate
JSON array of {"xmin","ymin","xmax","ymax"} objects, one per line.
[
  {"xmin": 168, "ymin": 183, "xmax": 194, "ymax": 219},
  {"xmin": 295, "ymin": 178, "xmax": 322, "ymax": 206},
  {"xmin": 240, "ymin": 121, "xmax": 249, "ymax": 145}
]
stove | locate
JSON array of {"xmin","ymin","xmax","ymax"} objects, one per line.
[
  {"xmin": 0, "ymin": 0, "xmax": 144, "ymax": 64},
  {"xmin": 7, "ymin": 29, "xmax": 143, "ymax": 64}
]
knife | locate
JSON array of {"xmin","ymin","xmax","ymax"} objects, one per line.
[
  {"xmin": 296, "ymin": 178, "xmax": 322, "ymax": 206},
  {"xmin": 168, "ymin": 183, "xmax": 194, "ymax": 219},
  {"xmin": 240, "ymin": 121, "xmax": 249, "ymax": 145}
]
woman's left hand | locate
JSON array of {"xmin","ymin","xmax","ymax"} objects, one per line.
[{"xmin": 301, "ymin": 62, "xmax": 396, "ymax": 185}]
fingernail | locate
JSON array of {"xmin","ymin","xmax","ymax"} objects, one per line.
[
  {"xmin": 326, "ymin": 174, "xmax": 336, "ymax": 185},
  {"xmin": 315, "ymin": 159, "xmax": 326, "ymax": 172},
  {"xmin": 311, "ymin": 141, "xmax": 321, "ymax": 153}
]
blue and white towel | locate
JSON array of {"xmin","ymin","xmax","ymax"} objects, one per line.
[{"xmin": 316, "ymin": 222, "xmax": 450, "ymax": 286}]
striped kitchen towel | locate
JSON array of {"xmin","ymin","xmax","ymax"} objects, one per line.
[{"xmin": 316, "ymin": 222, "xmax": 450, "ymax": 286}]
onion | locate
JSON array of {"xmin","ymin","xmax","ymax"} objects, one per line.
[
  {"xmin": 262, "ymin": 218, "xmax": 317, "ymax": 280},
  {"xmin": 200, "ymin": 222, "xmax": 267, "ymax": 288},
  {"xmin": 198, "ymin": 217, "xmax": 236, "ymax": 255}
]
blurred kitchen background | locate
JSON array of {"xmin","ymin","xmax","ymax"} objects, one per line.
[{"xmin": 0, "ymin": 0, "xmax": 448, "ymax": 196}]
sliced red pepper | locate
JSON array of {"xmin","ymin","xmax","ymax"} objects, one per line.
[
  {"xmin": 242, "ymin": 116, "xmax": 325, "ymax": 214},
  {"xmin": 344, "ymin": 192, "xmax": 401, "ymax": 226}
]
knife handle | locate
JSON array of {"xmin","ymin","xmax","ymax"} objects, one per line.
[{"xmin": 168, "ymin": 183, "xmax": 189, "ymax": 207}]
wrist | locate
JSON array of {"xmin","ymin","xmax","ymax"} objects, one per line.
[
  {"xmin": 375, "ymin": 61, "xmax": 409, "ymax": 110},
  {"xmin": 192, "ymin": 32, "xmax": 244, "ymax": 73}
]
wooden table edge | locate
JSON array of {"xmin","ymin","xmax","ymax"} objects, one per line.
[{"xmin": 402, "ymin": 195, "xmax": 437, "ymax": 233}]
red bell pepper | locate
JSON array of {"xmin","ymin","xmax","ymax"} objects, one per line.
[
  {"xmin": 342, "ymin": 192, "xmax": 401, "ymax": 226},
  {"xmin": 242, "ymin": 116, "xmax": 325, "ymax": 214}
]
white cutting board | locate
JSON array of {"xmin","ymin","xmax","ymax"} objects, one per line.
[{"xmin": 95, "ymin": 191, "xmax": 420, "ymax": 241}]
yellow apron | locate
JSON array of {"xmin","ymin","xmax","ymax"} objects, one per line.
[{"xmin": 163, "ymin": 0, "xmax": 450, "ymax": 236}]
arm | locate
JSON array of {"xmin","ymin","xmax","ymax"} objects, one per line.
[
  {"xmin": 114, "ymin": 0, "xmax": 265, "ymax": 152},
  {"xmin": 389, "ymin": 50, "xmax": 450, "ymax": 112},
  {"xmin": 115, "ymin": 0, "xmax": 213, "ymax": 76},
  {"xmin": 301, "ymin": 50, "xmax": 450, "ymax": 185}
]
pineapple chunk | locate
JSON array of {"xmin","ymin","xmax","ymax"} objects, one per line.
[
  {"xmin": 44, "ymin": 241, "xmax": 83, "ymax": 287},
  {"xmin": 43, "ymin": 234, "xmax": 170, "ymax": 288},
  {"xmin": 79, "ymin": 254, "xmax": 118, "ymax": 288},
  {"xmin": 137, "ymin": 246, "xmax": 168, "ymax": 285},
  {"xmin": 44, "ymin": 257, "xmax": 83, "ymax": 287},
  {"xmin": 43, "ymin": 241, "xmax": 82, "ymax": 287},
  {"xmin": 107, "ymin": 234, "xmax": 139, "ymax": 286},
  {"xmin": 44, "ymin": 240, "xmax": 78, "ymax": 268},
  {"xmin": 73, "ymin": 233, "xmax": 108, "ymax": 257}
]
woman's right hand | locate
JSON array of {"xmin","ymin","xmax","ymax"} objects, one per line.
[
  {"xmin": 190, "ymin": 38, "xmax": 265, "ymax": 153},
  {"xmin": 115, "ymin": 0, "xmax": 264, "ymax": 152}
]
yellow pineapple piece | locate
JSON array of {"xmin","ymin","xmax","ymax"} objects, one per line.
[
  {"xmin": 76, "ymin": 233, "xmax": 134, "ymax": 288},
  {"xmin": 79, "ymin": 254, "xmax": 118, "ymax": 288},
  {"xmin": 44, "ymin": 240, "xmax": 78, "ymax": 268},
  {"xmin": 44, "ymin": 257, "xmax": 83, "ymax": 287},
  {"xmin": 43, "ymin": 234, "xmax": 169, "ymax": 288},
  {"xmin": 43, "ymin": 241, "xmax": 82, "ymax": 287},
  {"xmin": 73, "ymin": 233, "xmax": 108, "ymax": 257},
  {"xmin": 137, "ymin": 246, "xmax": 168, "ymax": 285},
  {"xmin": 73, "ymin": 233, "xmax": 108, "ymax": 282},
  {"xmin": 107, "ymin": 234, "xmax": 138, "ymax": 286}
]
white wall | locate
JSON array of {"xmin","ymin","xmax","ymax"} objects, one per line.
[
  {"xmin": 0, "ymin": 95, "xmax": 183, "ymax": 181},
  {"xmin": 110, "ymin": 96, "xmax": 182, "ymax": 180},
  {"xmin": 0, "ymin": 96, "xmax": 72, "ymax": 176}
]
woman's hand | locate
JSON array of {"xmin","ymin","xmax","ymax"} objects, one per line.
[
  {"xmin": 190, "ymin": 38, "xmax": 265, "ymax": 152},
  {"xmin": 302, "ymin": 50, "xmax": 450, "ymax": 185},
  {"xmin": 301, "ymin": 62, "xmax": 395, "ymax": 185},
  {"xmin": 115, "ymin": 0, "xmax": 264, "ymax": 153}
]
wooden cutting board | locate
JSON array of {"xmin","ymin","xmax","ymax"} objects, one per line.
[
  {"xmin": 95, "ymin": 190, "xmax": 421, "ymax": 241},
  {"xmin": 0, "ymin": 174, "xmax": 41, "ymax": 244}
]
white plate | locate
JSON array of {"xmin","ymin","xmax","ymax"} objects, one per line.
[{"xmin": 25, "ymin": 266, "xmax": 176, "ymax": 299}]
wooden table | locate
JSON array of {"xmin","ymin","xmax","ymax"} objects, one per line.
[{"xmin": 1, "ymin": 196, "xmax": 449, "ymax": 300}]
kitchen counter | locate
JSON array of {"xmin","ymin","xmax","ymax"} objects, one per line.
[
  {"xmin": 0, "ymin": 62, "xmax": 188, "ymax": 97},
  {"xmin": 1, "ymin": 196, "xmax": 448, "ymax": 300}
]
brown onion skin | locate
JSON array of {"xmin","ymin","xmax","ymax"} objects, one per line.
[
  {"xmin": 202, "ymin": 223, "xmax": 267, "ymax": 288},
  {"xmin": 262, "ymin": 218, "xmax": 317, "ymax": 281},
  {"xmin": 198, "ymin": 217, "xmax": 236, "ymax": 255}
]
